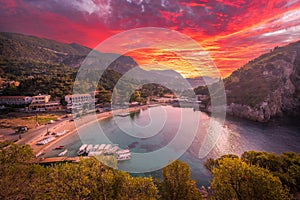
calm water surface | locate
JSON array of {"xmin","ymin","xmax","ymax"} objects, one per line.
[{"xmin": 45, "ymin": 106, "xmax": 300, "ymax": 186}]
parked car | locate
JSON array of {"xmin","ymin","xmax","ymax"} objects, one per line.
[{"xmin": 15, "ymin": 126, "xmax": 28, "ymax": 134}]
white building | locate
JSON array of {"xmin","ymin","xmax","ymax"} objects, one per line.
[
  {"xmin": 65, "ymin": 94, "xmax": 93, "ymax": 110},
  {"xmin": 31, "ymin": 94, "xmax": 51, "ymax": 104},
  {"xmin": 0, "ymin": 96, "xmax": 32, "ymax": 105},
  {"xmin": 29, "ymin": 101, "xmax": 62, "ymax": 112},
  {"xmin": 29, "ymin": 94, "xmax": 55, "ymax": 111}
]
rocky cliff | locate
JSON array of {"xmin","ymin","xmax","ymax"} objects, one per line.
[{"xmin": 225, "ymin": 41, "xmax": 300, "ymax": 122}]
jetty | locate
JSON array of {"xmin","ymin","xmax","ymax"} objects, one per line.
[{"xmin": 32, "ymin": 156, "xmax": 82, "ymax": 164}]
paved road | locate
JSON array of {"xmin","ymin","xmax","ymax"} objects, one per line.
[{"xmin": 16, "ymin": 119, "xmax": 68, "ymax": 145}]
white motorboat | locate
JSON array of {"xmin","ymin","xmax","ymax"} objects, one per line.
[
  {"xmin": 58, "ymin": 149, "xmax": 68, "ymax": 156},
  {"xmin": 86, "ymin": 144, "xmax": 94, "ymax": 153},
  {"xmin": 116, "ymin": 149, "xmax": 131, "ymax": 161},
  {"xmin": 77, "ymin": 144, "xmax": 87, "ymax": 156},
  {"xmin": 98, "ymin": 144, "xmax": 106, "ymax": 151},
  {"xmin": 117, "ymin": 153, "xmax": 131, "ymax": 161}
]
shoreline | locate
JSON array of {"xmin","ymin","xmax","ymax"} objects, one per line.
[{"xmin": 32, "ymin": 105, "xmax": 149, "ymax": 155}]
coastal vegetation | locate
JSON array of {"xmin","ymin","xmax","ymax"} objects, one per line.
[
  {"xmin": 205, "ymin": 151, "xmax": 300, "ymax": 199},
  {"xmin": 1, "ymin": 143, "xmax": 299, "ymax": 199},
  {"xmin": 0, "ymin": 112, "xmax": 63, "ymax": 129}
]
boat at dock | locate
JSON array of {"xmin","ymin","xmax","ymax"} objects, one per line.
[
  {"xmin": 116, "ymin": 149, "xmax": 131, "ymax": 161},
  {"xmin": 54, "ymin": 145, "xmax": 65, "ymax": 150},
  {"xmin": 86, "ymin": 144, "xmax": 94, "ymax": 153},
  {"xmin": 77, "ymin": 144, "xmax": 87, "ymax": 156},
  {"xmin": 58, "ymin": 149, "xmax": 68, "ymax": 156},
  {"xmin": 98, "ymin": 144, "xmax": 106, "ymax": 151},
  {"xmin": 117, "ymin": 154, "xmax": 131, "ymax": 161},
  {"xmin": 93, "ymin": 144, "xmax": 100, "ymax": 151},
  {"xmin": 104, "ymin": 144, "xmax": 112, "ymax": 151},
  {"xmin": 76, "ymin": 144, "xmax": 131, "ymax": 161},
  {"xmin": 116, "ymin": 149, "xmax": 130, "ymax": 155},
  {"xmin": 105, "ymin": 145, "xmax": 119, "ymax": 155}
]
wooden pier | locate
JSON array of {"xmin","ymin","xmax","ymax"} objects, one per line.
[{"xmin": 32, "ymin": 156, "xmax": 83, "ymax": 164}]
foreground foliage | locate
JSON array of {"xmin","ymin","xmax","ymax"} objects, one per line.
[
  {"xmin": 160, "ymin": 160, "xmax": 202, "ymax": 200},
  {"xmin": 0, "ymin": 144, "xmax": 158, "ymax": 200},
  {"xmin": 206, "ymin": 151, "xmax": 300, "ymax": 199},
  {"xmin": 1, "ymin": 143, "xmax": 299, "ymax": 199},
  {"xmin": 210, "ymin": 157, "xmax": 291, "ymax": 200}
]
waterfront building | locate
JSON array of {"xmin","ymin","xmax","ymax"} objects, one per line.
[
  {"xmin": 65, "ymin": 93, "xmax": 94, "ymax": 110},
  {"xmin": 0, "ymin": 96, "xmax": 32, "ymax": 105}
]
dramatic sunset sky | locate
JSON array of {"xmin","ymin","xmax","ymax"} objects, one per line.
[{"xmin": 1, "ymin": 0, "xmax": 300, "ymax": 78}]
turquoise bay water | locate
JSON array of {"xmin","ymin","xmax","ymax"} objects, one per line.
[{"xmin": 45, "ymin": 106, "xmax": 300, "ymax": 186}]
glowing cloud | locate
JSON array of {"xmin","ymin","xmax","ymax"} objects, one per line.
[{"xmin": 1, "ymin": 0, "xmax": 300, "ymax": 77}]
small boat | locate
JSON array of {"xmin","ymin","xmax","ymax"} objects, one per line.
[
  {"xmin": 116, "ymin": 149, "xmax": 131, "ymax": 161},
  {"xmin": 117, "ymin": 153, "xmax": 131, "ymax": 161},
  {"xmin": 93, "ymin": 144, "xmax": 100, "ymax": 151},
  {"xmin": 104, "ymin": 144, "xmax": 112, "ymax": 151},
  {"xmin": 77, "ymin": 144, "xmax": 87, "ymax": 156},
  {"xmin": 54, "ymin": 145, "xmax": 65, "ymax": 150},
  {"xmin": 98, "ymin": 144, "xmax": 106, "ymax": 151},
  {"xmin": 58, "ymin": 149, "xmax": 68, "ymax": 156},
  {"xmin": 116, "ymin": 149, "xmax": 130, "ymax": 155},
  {"xmin": 86, "ymin": 144, "xmax": 94, "ymax": 153},
  {"xmin": 105, "ymin": 145, "xmax": 119, "ymax": 155}
]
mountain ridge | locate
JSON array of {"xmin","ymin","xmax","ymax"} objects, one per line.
[
  {"xmin": 0, "ymin": 32, "xmax": 139, "ymax": 73},
  {"xmin": 0, "ymin": 32, "xmax": 211, "ymax": 88},
  {"xmin": 223, "ymin": 40, "xmax": 300, "ymax": 122}
]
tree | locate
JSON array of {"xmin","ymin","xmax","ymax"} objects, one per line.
[
  {"xmin": 130, "ymin": 90, "xmax": 141, "ymax": 103},
  {"xmin": 60, "ymin": 97, "xmax": 67, "ymax": 106},
  {"xmin": 242, "ymin": 151, "xmax": 300, "ymax": 195},
  {"xmin": 211, "ymin": 157, "xmax": 291, "ymax": 200},
  {"xmin": 0, "ymin": 143, "xmax": 35, "ymax": 199},
  {"xmin": 161, "ymin": 160, "xmax": 202, "ymax": 200},
  {"xmin": 0, "ymin": 144, "xmax": 159, "ymax": 199},
  {"xmin": 96, "ymin": 89, "xmax": 112, "ymax": 105}
]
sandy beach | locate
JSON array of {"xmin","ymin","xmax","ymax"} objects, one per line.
[{"xmin": 30, "ymin": 105, "xmax": 149, "ymax": 155}]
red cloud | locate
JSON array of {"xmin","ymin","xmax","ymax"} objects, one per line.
[{"xmin": 1, "ymin": 0, "xmax": 300, "ymax": 78}]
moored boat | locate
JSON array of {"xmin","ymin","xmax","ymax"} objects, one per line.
[
  {"xmin": 58, "ymin": 149, "xmax": 68, "ymax": 156},
  {"xmin": 98, "ymin": 144, "xmax": 106, "ymax": 151},
  {"xmin": 54, "ymin": 145, "xmax": 65, "ymax": 150},
  {"xmin": 104, "ymin": 144, "xmax": 112, "ymax": 150},
  {"xmin": 117, "ymin": 153, "xmax": 131, "ymax": 161},
  {"xmin": 116, "ymin": 149, "xmax": 130, "ymax": 155},
  {"xmin": 93, "ymin": 144, "xmax": 100, "ymax": 151},
  {"xmin": 77, "ymin": 144, "xmax": 87, "ymax": 156},
  {"xmin": 105, "ymin": 145, "xmax": 119, "ymax": 155},
  {"xmin": 86, "ymin": 144, "xmax": 94, "ymax": 153},
  {"xmin": 116, "ymin": 149, "xmax": 131, "ymax": 161}
]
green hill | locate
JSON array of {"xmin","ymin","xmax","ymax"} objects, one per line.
[
  {"xmin": 0, "ymin": 32, "xmax": 137, "ymax": 98},
  {"xmin": 195, "ymin": 40, "xmax": 300, "ymax": 122}
]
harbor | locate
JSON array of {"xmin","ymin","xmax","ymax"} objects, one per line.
[
  {"xmin": 77, "ymin": 143, "xmax": 132, "ymax": 161},
  {"xmin": 36, "ymin": 143, "xmax": 132, "ymax": 163}
]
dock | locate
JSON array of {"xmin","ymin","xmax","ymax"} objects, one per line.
[{"xmin": 32, "ymin": 156, "xmax": 82, "ymax": 164}]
